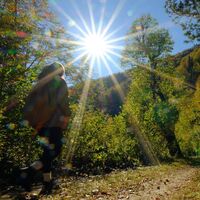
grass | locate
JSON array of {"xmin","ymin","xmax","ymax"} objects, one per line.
[{"xmin": 43, "ymin": 163, "xmax": 188, "ymax": 200}]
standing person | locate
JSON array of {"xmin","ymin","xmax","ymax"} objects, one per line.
[{"xmin": 19, "ymin": 62, "xmax": 71, "ymax": 195}]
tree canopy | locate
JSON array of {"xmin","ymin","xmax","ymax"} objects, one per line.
[
  {"xmin": 122, "ymin": 14, "xmax": 174, "ymax": 68},
  {"xmin": 165, "ymin": 0, "xmax": 200, "ymax": 42}
]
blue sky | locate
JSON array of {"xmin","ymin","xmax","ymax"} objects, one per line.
[{"xmin": 49, "ymin": 0, "xmax": 194, "ymax": 78}]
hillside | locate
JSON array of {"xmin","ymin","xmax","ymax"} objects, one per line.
[
  {"xmin": 88, "ymin": 71, "xmax": 131, "ymax": 115},
  {"xmin": 87, "ymin": 45, "xmax": 200, "ymax": 115}
]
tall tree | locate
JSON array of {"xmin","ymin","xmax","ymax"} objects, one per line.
[
  {"xmin": 0, "ymin": 0, "xmax": 74, "ymax": 107},
  {"xmin": 122, "ymin": 14, "xmax": 174, "ymax": 101},
  {"xmin": 122, "ymin": 14, "xmax": 173, "ymax": 67},
  {"xmin": 122, "ymin": 14, "xmax": 183, "ymax": 158},
  {"xmin": 165, "ymin": 0, "xmax": 200, "ymax": 42},
  {"xmin": 0, "ymin": 0, "xmax": 75, "ymax": 173}
]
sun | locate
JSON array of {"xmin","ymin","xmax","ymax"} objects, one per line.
[
  {"xmin": 82, "ymin": 33, "xmax": 109, "ymax": 58},
  {"xmin": 76, "ymin": 32, "xmax": 112, "ymax": 60},
  {"xmin": 52, "ymin": 0, "xmax": 125, "ymax": 69}
]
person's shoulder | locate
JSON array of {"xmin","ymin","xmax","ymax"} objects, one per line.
[
  {"xmin": 55, "ymin": 77, "xmax": 68, "ymax": 91},
  {"xmin": 60, "ymin": 77, "xmax": 68, "ymax": 87},
  {"xmin": 60, "ymin": 77, "xmax": 67, "ymax": 84},
  {"xmin": 49, "ymin": 76, "xmax": 66, "ymax": 88}
]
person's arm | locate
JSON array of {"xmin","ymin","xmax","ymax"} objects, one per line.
[{"xmin": 57, "ymin": 79, "xmax": 71, "ymax": 127}]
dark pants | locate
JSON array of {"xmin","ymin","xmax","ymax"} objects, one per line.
[{"xmin": 38, "ymin": 127, "xmax": 63, "ymax": 173}]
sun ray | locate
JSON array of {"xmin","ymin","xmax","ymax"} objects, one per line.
[
  {"xmin": 87, "ymin": 0, "xmax": 96, "ymax": 34},
  {"xmin": 106, "ymin": 48, "xmax": 123, "ymax": 59},
  {"xmin": 52, "ymin": 2, "xmax": 88, "ymax": 37},
  {"xmin": 101, "ymin": 56, "xmax": 125, "ymax": 101},
  {"xmin": 62, "ymin": 46, "xmax": 87, "ymax": 54},
  {"xmin": 121, "ymin": 54, "xmax": 196, "ymax": 90},
  {"xmin": 32, "ymin": 38, "xmax": 88, "ymax": 59},
  {"xmin": 106, "ymin": 35, "xmax": 127, "ymax": 44},
  {"xmin": 96, "ymin": 57, "xmax": 108, "ymax": 111},
  {"xmin": 66, "ymin": 31, "xmax": 89, "ymax": 42},
  {"xmin": 107, "ymin": 44, "xmax": 124, "ymax": 50},
  {"xmin": 104, "ymin": 24, "xmax": 126, "ymax": 41},
  {"xmin": 102, "ymin": 0, "xmax": 126, "ymax": 37},
  {"xmin": 70, "ymin": 0, "xmax": 91, "ymax": 35},
  {"xmin": 66, "ymin": 51, "xmax": 90, "ymax": 67},
  {"xmin": 1, "ymin": 29, "xmax": 83, "ymax": 48},
  {"xmin": 105, "ymin": 21, "xmax": 176, "ymax": 45},
  {"xmin": 104, "ymin": 54, "xmax": 124, "ymax": 72},
  {"xmin": 123, "ymin": 21, "xmax": 176, "ymax": 42},
  {"xmin": 128, "ymin": 121, "xmax": 160, "ymax": 165},
  {"xmin": 97, "ymin": 3, "xmax": 106, "ymax": 35},
  {"xmin": 96, "ymin": 56, "xmax": 103, "ymax": 77},
  {"xmin": 33, "ymin": 34, "xmax": 85, "ymax": 52},
  {"xmin": 65, "ymin": 57, "xmax": 95, "ymax": 164},
  {"xmin": 50, "ymin": 0, "xmax": 191, "ymax": 93},
  {"xmin": 80, "ymin": 55, "xmax": 91, "ymax": 69}
]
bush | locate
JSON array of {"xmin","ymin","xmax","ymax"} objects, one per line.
[{"xmin": 66, "ymin": 110, "xmax": 139, "ymax": 174}]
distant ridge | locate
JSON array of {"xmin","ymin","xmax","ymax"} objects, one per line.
[{"xmin": 84, "ymin": 45, "xmax": 200, "ymax": 115}]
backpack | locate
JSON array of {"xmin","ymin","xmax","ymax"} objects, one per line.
[{"xmin": 23, "ymin": 83, "xmax": 56, "ymax": 130}]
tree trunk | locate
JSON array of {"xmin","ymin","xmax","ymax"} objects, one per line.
[
  {"xmin": 150, "ymin": 62, "xmax": 157, "ymax": 102},
  {"xmin": 162, "ymin": 128, "xmax": 183, "ymax": 158}
]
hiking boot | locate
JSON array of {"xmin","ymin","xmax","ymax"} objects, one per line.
[
  {"xmin": 18, "ymin": 167, "xmax": 35, "ymax": 192},
  {"xmin": 39, "ymin": 180, "xmax": 53, "ymax": 195}
]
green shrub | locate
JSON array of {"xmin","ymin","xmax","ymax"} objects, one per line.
[{"xmin": 66, "ymin": 110, "xmax": 139, "ymax": 173}]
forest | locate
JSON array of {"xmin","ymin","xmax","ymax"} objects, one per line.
[{"xmin": 0, "ymin": 0, "xmax": 199, "ymax": 199}]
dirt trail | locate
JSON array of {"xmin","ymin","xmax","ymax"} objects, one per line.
[
  {"xmin": 118, "ymin": 167, "xmax": 197, "ymax": 200},
  {"xmin": 0, "ymin": 165, "xmax": 199, "ymax": 200}
]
